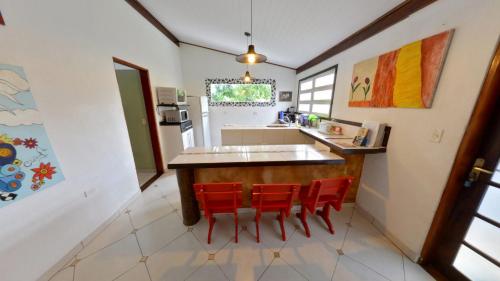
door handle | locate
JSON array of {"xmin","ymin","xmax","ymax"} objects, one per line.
[
  {"xmin": 471, "ymin": 166, "xmax": 494, "ymax": 175},
  {"xmin": 464, "ymin": 158, "xmax": 493, "ymax": 187}
]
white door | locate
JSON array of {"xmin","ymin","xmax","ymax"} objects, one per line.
[{"xmin": 202, "ymin": 114, "xmax": 211, "ymax": 146}]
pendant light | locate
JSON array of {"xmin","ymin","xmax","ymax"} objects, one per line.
[
  {"xmin": 236, "ymin": 0, "xmax": 267, "ymax": 64},
  {"xmin": 242, "ymin": 69, "xmax": 252, "ymax": 83}
]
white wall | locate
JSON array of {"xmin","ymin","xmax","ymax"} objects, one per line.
[
  {"xmin": 0, "ymin": 0, "xmax": 183, "ymax": 280},
  {"xmin": 296, "ymin": 0, "xmax": 500, "ymax": 259},
  {"xmin": 180, "ymin": 44, "xmax": 297, "ymax": 146}
]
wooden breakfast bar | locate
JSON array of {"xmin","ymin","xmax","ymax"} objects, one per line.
[{"xmin": 168, "ymin": 144, "xmax": 363, "ymax": 226}]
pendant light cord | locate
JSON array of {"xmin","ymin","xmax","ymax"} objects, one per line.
[{"xmin": 250, "ymin": 0, "xmax": 253, "ymax": 45}]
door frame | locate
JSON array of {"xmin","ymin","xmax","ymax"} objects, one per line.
[
  {"xmin": 113, "ymin": 57, "xmax": 163, "ymax": 191},
  {"xmin": 420, "ymin": 40, "xmax": 500, "ymax": 277}
]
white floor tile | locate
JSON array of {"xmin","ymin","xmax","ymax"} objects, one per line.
[
  {"xmin": 280, "ymin": 231, "xmax": 339, "ymax": 281},
  {"xmin": 51, "ymin": 177, "xmax": 426, "ymax": 281},
  {"xmin": 192, "ymin": 214, "xmax": 237, "ymax": 253},
  {"xmin": 152, "ymin": 173, "xmax": 179, "ymax": 196},
  {"xmin": 74, "ymin": 235, "xmax": 142, "ymax": 281},
  {"xmin": 78, "ymin": 213, "xmax": 133, "ymax": 259},
  {"xmin": 342, "ymin": 210, "xmax": 404, "ymax": 281},
  {"xmin": 185, "ymin": 261, "xmax": 228, "ymax": 281},
  {"xmin": 146, "ymin": 233, "xmax": 207, "ymax": 281},
  {"xmin": 115, "ymin": 263, "xmax": 151, "ymax": 281},
  {"xmin": 259, "ymin": 258, "xmax": 307, "ymax": 281},
  {"xmin": 241, "ymin": 212, "xmax": 296, "ymax": 251},
  {"xmin": 49, "ymin": 267, "xmax": 74, "ymax": 281},
  {"xmin": 165, "ymin": 190, "xmax": 182, "ymax": 210},
  {"xmin": 136, "ymin": 212, "xmax": 186, "ymax": 256},
  {"xmin": 216, "ymin": 230, "xmax": 274, "ymax": 281},
  {"xmin": 290, "ymin": 206, "xmax": 353, "ymax": 249},
  {"xmin": 332, "ymin": 256, "xmax": 390, "ymax": 281},
  {"xmin": 137, "ymin": 171, "xmax": 156, "ymax": 187},
  {"xmin": 128, "ymin": 197, "xmax": 174, "ymax": 229},
  {"xmin": 403, "ymin": 257, "xmax": 435, "ymax": 281}
]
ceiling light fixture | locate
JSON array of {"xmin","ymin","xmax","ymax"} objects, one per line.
[
  {"xmin": 236, "ymin": 0, "xmax": 267, "ymax": 64},
  {"xmin": 243, "ymin": 70, "xmax": 252, "ymax": 83}
]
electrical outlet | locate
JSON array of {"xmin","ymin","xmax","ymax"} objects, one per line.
[{"xmin": 430, "ymin": 129, "xmax": 444, "ymax": 143}]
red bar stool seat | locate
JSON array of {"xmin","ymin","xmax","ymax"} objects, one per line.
[
  {"xmin": 251, "ymin": 183, "xmax": 301, "ymax": 242},
  {"xmin": 296, "ymin": 177, "xmax": 354, "ymax": 237},
  {"xmin": 194, "ymin": 182, "xmax": 243, "ymax": 244}
]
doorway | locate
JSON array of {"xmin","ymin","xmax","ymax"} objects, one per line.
[
  {"xmin": 421, "ymin": 42, "xmax": 500, "ymax": 279},
  {"xmin": 113, "ymin": 57, "xmax": 163, "ymax": 190}
]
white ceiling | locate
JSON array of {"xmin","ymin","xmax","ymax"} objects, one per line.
[{"xmin": 139, "ymin": 0, "xmax": 405, "ymax": 69}]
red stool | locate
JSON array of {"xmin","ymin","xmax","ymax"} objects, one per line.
[
  {"xmin": 296, "ymin": 177, "xmax": 354, "ymax": 237},
  {"xmin": 194, "ymin": 182, "xmax": 243, "ymax": 244},
  {"xmin": 251, "ymin": 184, "xmax": 301, "ymax": 242}
]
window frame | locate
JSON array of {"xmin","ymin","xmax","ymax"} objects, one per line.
[
  {"xmin": 205, "ymin": 78, "xmax": 276, "ymax": 107},
  {"xmin": 297, "ymin": 65, "xmax": 338, "ymax": 118}
]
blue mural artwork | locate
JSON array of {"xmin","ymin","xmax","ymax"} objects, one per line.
[{"xmin": 0, "ymin": 64, "xmax": 64, "ymax": 207}]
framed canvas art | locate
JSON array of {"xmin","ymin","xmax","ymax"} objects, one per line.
[
  {"xmin": 0, "ymin": 64, "xmax": 65, "ymax": 207},
  {"xmin": 279, "ymin": 91, "xmax": 292, "ymax": 102},
  {"xmin": 349, "ymin": 30, "xmax": 454, "ymax": 108}
]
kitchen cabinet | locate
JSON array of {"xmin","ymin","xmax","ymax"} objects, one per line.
[{"xmin": 221, "ymin": 127, "xmax": 314, "ymax": 146}]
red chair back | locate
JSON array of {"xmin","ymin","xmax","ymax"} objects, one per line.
[
  {"xmin": 305, "ymin": 177, "xmax": 353, "ymax": 213},
  {"xmin": 251, "ymin": 184, "xmax": 301, "ymax": 217},
  {"xmin": 194, "ymin": 182, "xmax": 243, "ymax": 218}
]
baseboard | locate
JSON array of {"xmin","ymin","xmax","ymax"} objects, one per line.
[
  {"xmin": 37, "ymin": 191, "xmax": 141, "ymax": 281},
  {"xmin": 355, "ymin": 204, "xmax": 420, "ymax": 262}
]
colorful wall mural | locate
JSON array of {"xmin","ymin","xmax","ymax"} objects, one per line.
[
  {"xmin": 349, "ymin": 30, "xmax": 454, "ymax": 108},
  {"xmin": 0, "ymin": 64, "xmax": 64, "ymax": 207}
]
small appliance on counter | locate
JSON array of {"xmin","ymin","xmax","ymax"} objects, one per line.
[
  {"xmin": 278, "ymin": 106, "xmax": 297, "ymax": 123},
  {"xmin": 156, "ymin": 87, "xmax": 187, "ymax": 105},
  {"xmin": 157, "ymin": 104, "xmax": 189, "ymax": 124}
]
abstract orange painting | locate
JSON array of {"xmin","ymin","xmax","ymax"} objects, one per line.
[{"xmin": 349, "ymin": 30, "xmax": 453, "ymax": 108}]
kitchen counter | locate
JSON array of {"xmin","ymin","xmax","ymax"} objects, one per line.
[
  {"xmin": 167, "ymin": 144, "xmax": 344, "ymax": 169},
  {"xmin": 167, "ymin": 144, "xmax": 358, "ymax": 226},
  {"xmin": 221, "ymin": 124, "xmax": 388, "ymax": 154},
  {"xmin": 299, "ymin": 127, "xmax": 387, "ymax": 154}
]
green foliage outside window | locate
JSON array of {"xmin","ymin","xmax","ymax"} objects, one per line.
[{"xmin": 210, "ymin": 84, "xmax": 272, "ymax": 102}]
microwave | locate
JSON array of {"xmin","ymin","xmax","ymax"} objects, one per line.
[
  {"xmin": 161, "ymin": 109, "xmax": 189, "ymax": 124},
  {"xmin": 157, "ymin": 87, "xmax": 187, "ymax": 105}
]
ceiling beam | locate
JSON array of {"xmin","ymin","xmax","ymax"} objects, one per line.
[
  {"xmin": 180, "ymin": 42, "xmax": 296, "ymax": 71},
  {"xmin": 296, "ymin": 0, "xmax": 438, "ymax": 74},
  {"xmin": 125, "ymin": 0, "xmax": 180, "ymax": 46}
]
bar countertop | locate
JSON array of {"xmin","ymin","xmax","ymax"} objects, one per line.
[{"xmin": 167, "ymin": 144, "xmax": 345, "ymax": 169}]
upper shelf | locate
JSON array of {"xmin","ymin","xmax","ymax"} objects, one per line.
[{"xmin": 298, "ymin": 127, "xmax": 387, "ymax": 155}]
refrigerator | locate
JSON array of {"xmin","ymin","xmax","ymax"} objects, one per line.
[{"xmin": 187, "ymin": 96, "xmax": 211, "ymax": 147}]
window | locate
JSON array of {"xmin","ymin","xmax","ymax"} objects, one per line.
[
  {"xmin": 297, "ymin": 66, "xmax": 337, "ymax": 117},
  {"xmin": 205, "ymin": 78, "xmax": 276, "ymax": 106}
]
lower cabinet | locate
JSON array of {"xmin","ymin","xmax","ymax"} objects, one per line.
[{"xmin": 221, "ymin": 128, "xmax": 314, "ymax": 145}]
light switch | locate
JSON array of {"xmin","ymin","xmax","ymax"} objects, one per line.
[
  {"xmin": 142, "ymin": 118, "xmax": 147, "ymax": 125},
  {"xmin": 430, "ymin": 128, "xmax": 444, "ymax": 143}
]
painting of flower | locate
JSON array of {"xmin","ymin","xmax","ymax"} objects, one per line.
[
  {"xmin": 349, "ymin": 30, "xmax": 453, "ymax": 108},
  {"xmin": 31, "ymin": 162, "xmax": 56, "ymax": 181},
  {"xmin": 23, "ymin": 138, "xmax": 38, "ymax": 149}
]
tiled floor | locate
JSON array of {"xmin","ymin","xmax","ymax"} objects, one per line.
[
  {"xmin": 137, "ymin": 171, "xmax": 156, "ymax": 186},
  {"xmin": 49, "ymin": 173, "xmax": 435, "ymax": 281}
]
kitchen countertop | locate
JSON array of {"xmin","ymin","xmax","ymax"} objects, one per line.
[
  {"xmin": 221, "ymin": 124, "xmax": 300, "ymax": 130},
  {"xmin": 167, "ymin": 144, "xmax": 345, "ymax": 169},
  {"xmin": 221, "ymin": 125, "xmax": 387, "ymax": 154},
  {"xmin": 299, "ymin": 127, "xmax": 387, "ymax": 154}
]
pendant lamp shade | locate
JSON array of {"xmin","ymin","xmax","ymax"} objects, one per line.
[
  {"xmin": 235, "ymin": 0, "xmax": 267, "ymax": 64},
  {"xmin": 236, "ymin": 44, "xmax": 267, "ymax": 64},
  {"xmin": 242, "ymin": 71, "xmax": 252, "ymax": 83}
]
